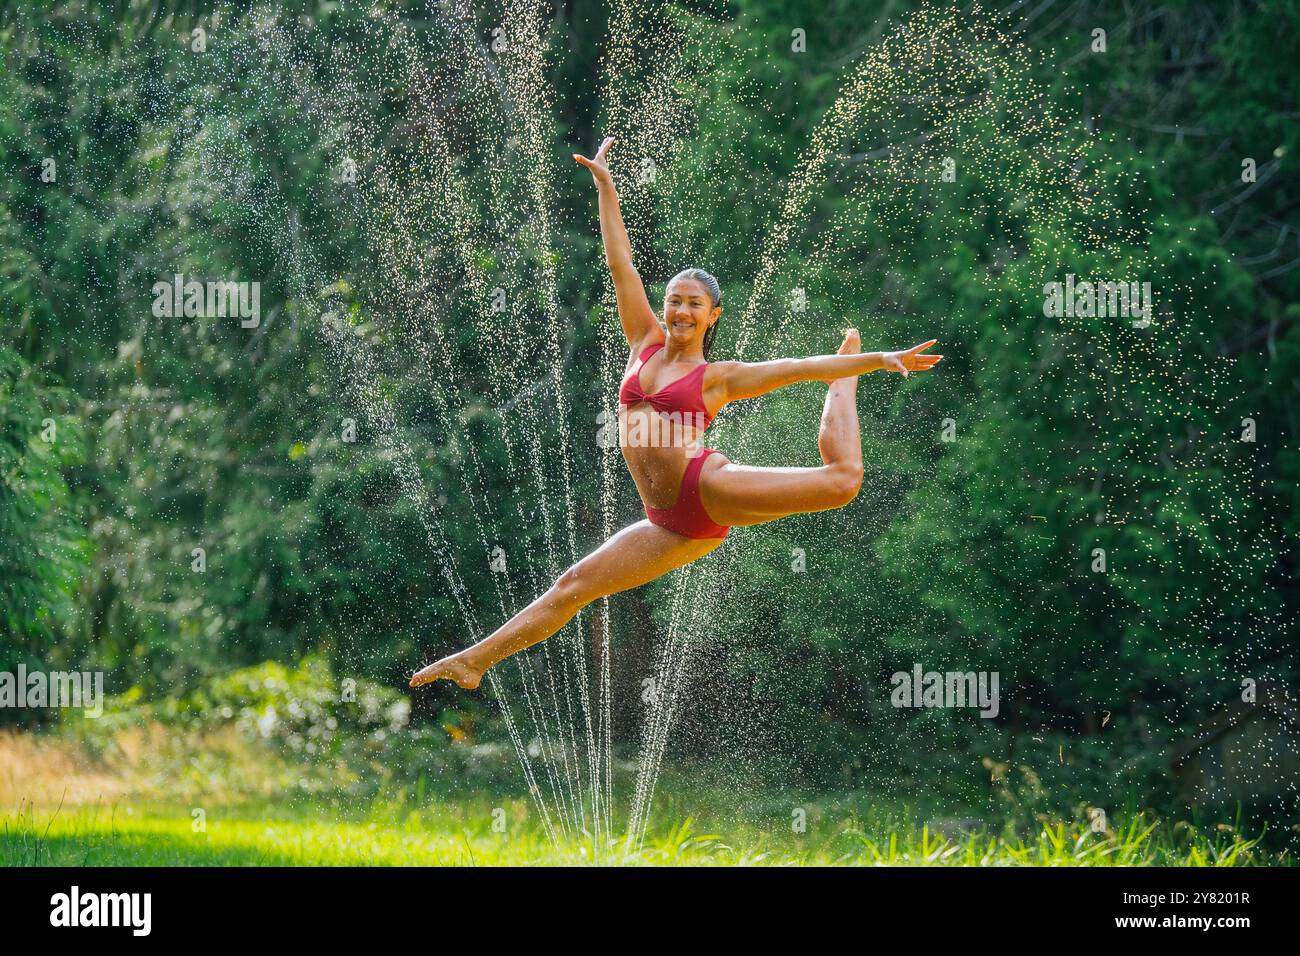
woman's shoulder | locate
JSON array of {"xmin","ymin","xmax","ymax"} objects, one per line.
[{"xmin": 701, "ymin": 359, "xmax": 742, "ymax": 398}]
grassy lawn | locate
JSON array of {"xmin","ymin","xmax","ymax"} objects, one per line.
[
  {"xmin": 1, "ymin": 795, "xmax": 1281, "ymax": 866},
  {"xmin": 1, "ymin": 730, "xmax": 1287, "ymax": 866}
]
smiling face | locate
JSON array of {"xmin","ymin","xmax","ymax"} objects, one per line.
[{"xmin": 663, "ymin": 276, "xmax": 721, "ymax": 348}]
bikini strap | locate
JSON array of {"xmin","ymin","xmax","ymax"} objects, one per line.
[{"xmin": 639, "ymin": 341, "xmax": 664, "ymax": 361}]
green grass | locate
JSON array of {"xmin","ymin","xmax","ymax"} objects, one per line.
[
  {"xmin": 2, "ymin": 728, "xmax": 1287, "ymax": 866},
  {"xmin": 0, "ymin": 794, "xmax": 1282, "ymax": 866}
]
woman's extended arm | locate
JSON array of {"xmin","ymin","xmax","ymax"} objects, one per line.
[
  {"xmin": 573, "ymin": 137, "xmax": 661, "ymax": 349},
  {"xmin": 717, "ymin": 338, "xmax": 941, "ymax": 403}
]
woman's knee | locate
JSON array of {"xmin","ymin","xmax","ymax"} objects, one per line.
[{"xmin": 551, "ymin": 564, "xmax": 595, "ymax": 609}]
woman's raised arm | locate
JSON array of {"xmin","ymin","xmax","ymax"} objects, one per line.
[
  {"xmin": 573, "ymin": 137, "xmax": 662, "ymax": 350},
  {"xmin": 716, "ymin": 338, "xmax": 941, "ymax": 403}
]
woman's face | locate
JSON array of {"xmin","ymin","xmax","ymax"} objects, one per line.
[{"xmin": 664, "ymin": 277, "xmax": 720, "ymax": 348}]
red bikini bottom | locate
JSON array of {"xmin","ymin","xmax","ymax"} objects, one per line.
[{"xmin": 644, "ymin": 448, "xmax": 730, "ymax": 540}]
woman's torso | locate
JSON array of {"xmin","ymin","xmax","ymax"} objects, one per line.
[{"xmin": 618, "ymin": 340, "xmax": 720, "ymax": 509}]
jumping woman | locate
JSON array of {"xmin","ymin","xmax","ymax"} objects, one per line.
[{"xmin": 410, "ymin": 136, "xmax": 940, "ymax": 690}]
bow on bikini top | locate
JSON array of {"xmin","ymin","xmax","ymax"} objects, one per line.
[{"xmin": 619, "ymin": 341, "xmax": 714, "ymax": 429}]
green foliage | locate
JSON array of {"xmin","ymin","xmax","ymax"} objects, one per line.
[
  {"xmin": 160, "ymin": 655, "xmax": 408, "ymax": 739},
  {"xmin": 0, "ymin": 346, "xmax": 90, "ymax": 683}
]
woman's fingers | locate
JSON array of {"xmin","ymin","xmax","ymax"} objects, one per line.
[
  {"xmin": 574, "ymin": 140, "xmax": 616, "ymax": 184},
  {"xmin": 884, "ymin": 342, "xmax": 942, "ymax": 376},
  {"xmin": 574, "ymin": 136, "xmax": 615, "ymax": 170}
]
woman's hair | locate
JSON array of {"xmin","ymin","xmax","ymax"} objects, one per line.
[{"xmin": 670, "ymin": 267, "xmax": 722, "ymax": 358}]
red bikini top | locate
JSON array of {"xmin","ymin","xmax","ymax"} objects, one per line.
[{"xmin": 619, "ymin": 342, "xmax": 714, "ymax": 429}]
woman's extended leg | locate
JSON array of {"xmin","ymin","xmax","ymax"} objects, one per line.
[
  {"xmin": 410, "ymin": 520, "xmax": 723, "ymax": 689},
  {"xmin": 700, "ymin": 328, "xmax": 865, "ymax": 526}
]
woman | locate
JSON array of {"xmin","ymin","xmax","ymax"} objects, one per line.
[{"xmin": 410, "ymin": 136, "xmax": 940, "ymax": 690}]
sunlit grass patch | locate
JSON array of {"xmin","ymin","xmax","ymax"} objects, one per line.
[{"xmin": 0, "ymin": 796, "xmax": 1280, "ymax": 867}]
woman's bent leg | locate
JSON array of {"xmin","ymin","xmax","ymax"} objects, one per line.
[
  {"xmin": 410, "ymin": 520, "xmax": 723, "ymax": 689},
  {"xmin": 700, "ymin": 329, "xmax": 865, "ymax": 526},
  {"xmin": 818, "ymin": 334, "xmax": 863, "ymax": 472}
]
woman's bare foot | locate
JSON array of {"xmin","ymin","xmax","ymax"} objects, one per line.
[
  {"xmin": 839, "ymin": 327, "xmax": 861, "ymax": 355},
  {"xmin": 409, "ymin": 652, "xmax": 483, "ymax": 690},
  {"xmin": 826, "ymin": 328, "xmax": 862, "ymax": 418}
]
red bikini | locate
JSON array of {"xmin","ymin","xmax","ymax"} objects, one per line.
[{"xmin": 619, "ymin": 341, "xmax": 730, "ymax": 540}]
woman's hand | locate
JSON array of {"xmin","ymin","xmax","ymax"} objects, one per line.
[
  {"xmin": 881, "ymin": 340, "xmax": 942, "ymax": 377},
  {"xmin": 573, "ymin": 136, "xmax": 616, "ymax": 188}
]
